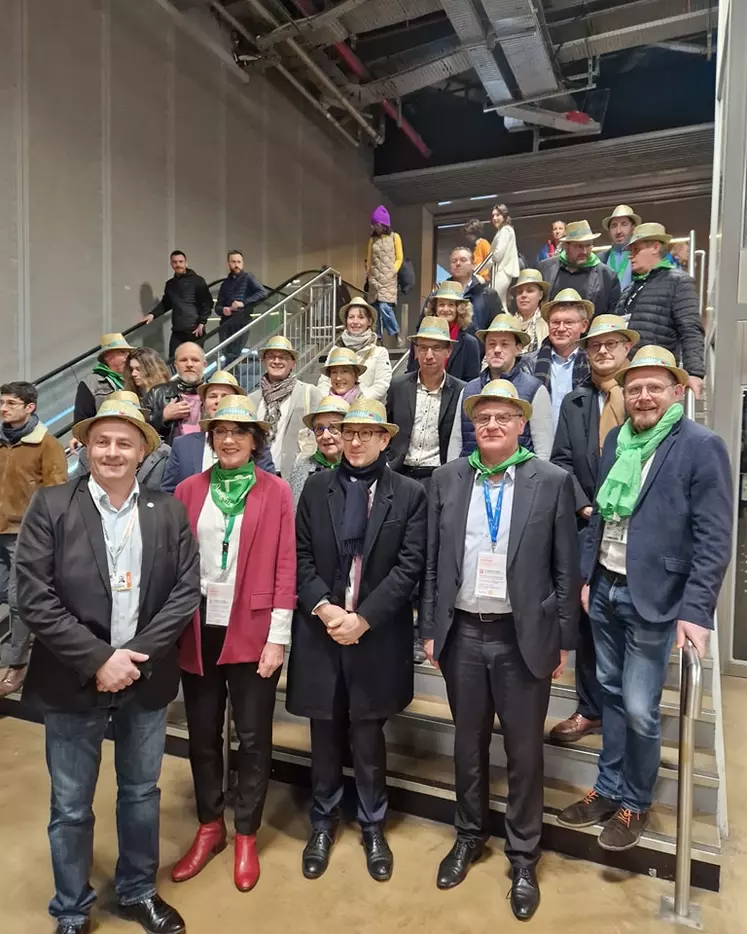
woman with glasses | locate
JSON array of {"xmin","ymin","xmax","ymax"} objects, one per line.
[
  {"xmin": 286, "ymin": 396, "xmax": 350, "ymax": 509},
  {"xmin": 172, "ymin": 394, "xmax": 295, "ymax": 893}
]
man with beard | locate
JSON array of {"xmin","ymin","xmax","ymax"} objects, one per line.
[
  {"xmin": 557, "ymin": 347, "xmax": 732, "ymax": 852},
  {"xmin": 214, "ymin": 250, "xmax": 267, "ymax": 366},
  {"xmin": 598, "ymin": 205, "xmax": 642, "ymax": 290},
  {"xmin": 144, "ymin": 250, "xmax": 213, "ymax": 359},
  {"xmin": 549, "ymin": 315, "xmax": 639, "ymax": 744},
  {"xmin": 539, "ymin": 220, "xmax": 620, "ymax": 319},
  {"xmin": 142, "ymin": 342, "xmax": 205, "ymax": 445}
]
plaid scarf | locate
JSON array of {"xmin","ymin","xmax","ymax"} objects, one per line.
[
  {"xmin": 533, "ymin": 338, "xmax": 590, "ymax": 396},
  {"xmin": 260, "ymin": 373, "xmax": 297, "ymax": 442}
]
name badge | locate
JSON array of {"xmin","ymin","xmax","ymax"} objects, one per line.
[
  {"xmin": 206, "ymin": 581, "xmax": 234, "ymax": 628},
  {"xmin": 111, "ymin": 571, "xmax": 132, "ymax": 592},
  {"xmin": 602, "ymin": 519, "xmax": 628, "ymax": 545},
  {"xmin": 475, "ymin": 551, "xmax": 507, "ymax": 601}
]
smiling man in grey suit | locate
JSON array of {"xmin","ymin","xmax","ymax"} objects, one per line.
[{"xmin": 421, "ymin": 379, "xmax": 579, "ymax": 921}]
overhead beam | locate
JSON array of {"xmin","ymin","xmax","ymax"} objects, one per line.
[
  {"xmin": 350, "ymin": 49, "xmax": 474, "ymax": 104},
  {"xmin": 254, "ymin": 0, "xmax": 368, "ymax": 49}
]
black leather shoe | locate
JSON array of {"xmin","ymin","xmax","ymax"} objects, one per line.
[
  {"xmin": 116, "ymin": 894, "xmax": 185, "ymax": 934},
  {"xmin": 361, "ymin": 827, "xmax": 393, "ymax": 882},
  {"xmin": 302, "ymin": 829, "xmax": 335, "ymax": 880},
  {"xmin": 56, "ymin": 923, "xmax": 91, "ymax": 934},
  {"xmin": 508, "ymin": 867, "xmax": 540, "ymax": 922},
  {"xmin": 436, "ymin": 839, "xmax": 483, "ymax": 889}
]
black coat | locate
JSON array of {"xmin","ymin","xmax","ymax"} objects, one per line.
[
  {"xmin": 615, "ymin": 266, "xmax": 705, "ymax": 377},
  {"xmin": 286, "ymin": 465, "xmax": 427, "ymax": 720},
  {"xmin": 550, "ymin": 384, "xmax": 601, "ymax": 514},
  {"xmin": 385, "ymin": 370, "xmax": 464, "ymax": 471},
  {"xmin": 539, "ymin": 256, "xmax": 620, "ymax": 319},
  {"xmin": 15, "ymin": 478, "xmax": 201, "ymax": 712},
  {"xmin": 152, "ymin": 268, "xmax": 213, "ymax": 333},
  {"xmin": 142, "ymin": 381, "xmax": 200, "ymax": 445},
  {"xmin": 406, "ymin": 329, "xmax": 481, "ymax": 383}
]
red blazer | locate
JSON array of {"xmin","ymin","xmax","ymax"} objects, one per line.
[{"xmin": 174, "ymin": 467, "xmax": 296, "ymax": 674}]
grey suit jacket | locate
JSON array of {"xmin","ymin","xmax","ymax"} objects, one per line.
[{"xmin": 420, "ymin": 456, "xmax": 580, "ymax": 679}]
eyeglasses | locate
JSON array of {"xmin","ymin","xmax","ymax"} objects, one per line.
[
  {"xmin": 549, "ymin": 320, "xmax": 583, "ymax": 332},
  {"xmin": 212, "ymin": 425, "xmax": 251, "ymax": 439},
  {"xmin": 341, "ymin": 428, "xmax": 386, "ymax": 442},
  {"xmin": 265, "ymin": 353, "xmax": 292, "ymax": 362},
  {"xmin": 312, "ymin": 424, "xmax": 343, "ymax": 438},
  {"xmin": 586, "ymin": 339, "xmax": 626, "ymax": 354},
  {"xmin": 624, "ymin": 383, "xmax": 671, "ymax": 399},
  {"xmin": 474, "ymin": 413, "xmax": 523, "ymax": 427},
  {"xmin": 0, "ymin": 399, "xmax": 26, "ymax": 408}
]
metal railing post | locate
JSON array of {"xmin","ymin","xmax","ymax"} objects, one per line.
[
  {"xmin": 660, "ymin": 638, "xmax": 704, "ymax": 929},
  {"xmin": 687, "ymin": 229, "xmax": 696, "ymax": 279}
]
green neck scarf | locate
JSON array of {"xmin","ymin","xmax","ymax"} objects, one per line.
[
  {"xmin": 558, "ymin": 248, "xmax": 600, "ymax": 270},
  {"xmin": 468, "ymin": 446, "xmax": 535, "ymax": 482},
  {"xmin": 312, "ymin": 449, "xmax": 341, "ymax": 469},
  {"xmin": 92, "ymin": 362, "xmax": 125, "ymax": 390},
  {"xmin": 607, "ymin": 247, "xmax": 630, "ymax": 278},
  {"xmin": 596, "ymin": 403, "xmax": 683, "ymax": 520},
  {"xmin": 633, "ymin": 257, "xmax": 675, "ymax": 281},
  {"xmin": 210, "ymin": 461, "xmax": 256, "ymax": 516}
]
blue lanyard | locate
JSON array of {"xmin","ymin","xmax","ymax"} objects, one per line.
[{"xmin": 483, "ymin": 477, "xmax": 505, "ymax": 552}]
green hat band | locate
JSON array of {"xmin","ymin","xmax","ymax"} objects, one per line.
[
  {"xmin": 415, "ymin": 325, "xmax": 451, "ymax": 340},
  {"xmin": 348, "ymin": 409, "xmax": 385, "ymax": 422},
  {"xmin": 630, "ymin": 356, "xmax": 669, "ymax": 368},
  {"xmin": 213, "ymin": 405, "xmax": 256, "ymax": 419}
]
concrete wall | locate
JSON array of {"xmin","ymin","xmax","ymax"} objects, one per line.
[{"xmin": 0, "ymin": 0, "xmax": 385, "ymax": 380}]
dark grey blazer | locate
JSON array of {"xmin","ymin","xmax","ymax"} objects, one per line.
[
  {"xmin": 386, "ymin": 370, "xmax": 465, "ymax": 471},
  {"xmin": 420, "ymin": 456, "xmax": 580, "ymax": 679},
  {"xmin": 550, "ymin": 384, "xmax": 601, "ymax": 513},
  {"xmin": 15, "ymin": 478, "xmax": 201, "ymax": 711}
]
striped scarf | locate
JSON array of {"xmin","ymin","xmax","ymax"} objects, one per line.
[{"xmin": 532, "ymin": 338, "xmax": 591, "ymax": 395}]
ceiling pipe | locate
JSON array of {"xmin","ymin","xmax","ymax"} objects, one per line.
[
  {"xmin": 240, "ymin": 0, "xmax": 383, "ymax": 144},
  {"xmin": 291, "ymin": 0, "xmax": 431, "ymax": 158},
  {"xmin": 211, "ymin": 2, "xmax": 360, "ymax": 147}
]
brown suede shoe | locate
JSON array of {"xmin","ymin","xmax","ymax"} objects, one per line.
[
  {"xmin": 556, "ymin": 789, "xmax": 619, "ymax": 829},
  {"xmin": 549, "ymin": 712, "xmax": 601, "ymax": 744},
  {"xmin": 598, "ymin": 807, "xmax": 649, "ymax": 851},
  {"xmin": 0, "ymin": 666, "xmax": 26, "ymax": 698}
]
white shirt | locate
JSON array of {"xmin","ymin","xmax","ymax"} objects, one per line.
[
  {"xmin": 257, "ymin": 395, "xmax": 293, "ymax": 472},
  {"xmin": 455, "ymin": 467, "xmax": 515, "ymax": 614},
  {"xmin": 197, "ymin": 493, "xmax": 291, "ymax": 644},
  {"xmin": 201, "ymin": 436, "xmax": 217, "ymax": 471},
  {"xmin": 88, "ymin": 476, "xmax": 142, "ymax": 648},
  {"xmin": 405, "ymin": 374, "xmax": 445, "ymax": 468},
  {"xmin": 599, "ymin": 455, "xmax": 654, "ymax": 575}
]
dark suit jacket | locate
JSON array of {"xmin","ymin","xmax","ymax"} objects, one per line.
[
  {"xmin": 421, "ymin": 457, "xmax": 580, "ymax": 679},
  {"xmin": 551, "ymin": 384, "xmax": 601, "ymax": 513},
  {"xmin": 15, "ymin": 478, "xmax": 201, "ymax": 711},
  {"xmin": 286, "ymin": 465, "xmax": 427, "ymax": 720},
  {"xmin": 386, "ymin": 371, "xmax": 465, "ymax": 472},
  {"xmin": 406, "ymin": 329, "xmax": 481, "ymax": 383},
  {"xmin": 582, "ymin": 418, "xmax": 733, "ymax": 630},
  {"xmin": 161, "ymin": 430, "xmax": 276, "ymax": 493}
]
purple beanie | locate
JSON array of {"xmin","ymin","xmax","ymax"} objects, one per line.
[{"xmin": 371, "ymin": 205, "xmax": 391, "ymax": 227}]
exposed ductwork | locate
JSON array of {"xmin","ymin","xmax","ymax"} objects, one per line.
[
  {"xmin": 351, "ymin": 48, "xmax": 473, "ymax": 103},
  {"xmin": 499, "ymin": 103, "xmax": 600, "ymax": 133},
  {"xmin": 479, "ymin": 0, "xmax": 561, "ymax": 97},
  {"xmin": 439, "ymin": 0, "xmax": 512, "ymax": 105}
]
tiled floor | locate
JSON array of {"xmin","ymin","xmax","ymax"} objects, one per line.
[{"xmin": 3, "ymin": 676, "xmax": 746, "ymax": 933}]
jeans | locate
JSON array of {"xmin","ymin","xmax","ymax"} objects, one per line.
[
  {"xmin": 590, "ymin": 567, "xmax": 676, "ymax": 813},
  {"xmin": 0, "ymin": 532, "xmax": 32, "ymax": 668},
  {"xmin": 44, "ymin": 699, "xmax": 168, "ymax": 927},
  {"xmin": 372, "ymin": 300, "xmax": 399, "ymax": 337}
]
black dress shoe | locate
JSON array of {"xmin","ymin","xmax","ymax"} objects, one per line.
[
  {"xmin": 361, "ymin": 827, "xmax": 393, "ymax": 882},
  {"xmin": 116, "ymin": 894, "xmax": 185, "ymax": 934},
  {"xmin": 302, "ymin": 829, "xmax": 335, "ymax": 880},
  {"xmin": 56, "ymin": 923, "xmax": 91, "ymax": 934},
  {"xmin": 509, "ymin": 867, "xmax": 540, "ymax": 922},
  {"xmin": 436, "ymin": 839, "xmax": 483, "ymax": 889}
]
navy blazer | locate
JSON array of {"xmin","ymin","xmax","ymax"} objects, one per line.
[
  {"xmin": 160, "ymin": 431, "xmax": 276, "ymax": 494},
  {"xmin": 582, "ymin": 417, "xmax": 733, "ymax": 630}
]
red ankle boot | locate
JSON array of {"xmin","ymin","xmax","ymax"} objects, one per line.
[
  {"xmin": 172, "ymin": 818, "xmax": 227, "ymax": 882},
  {"xmin": 234, "ymin": 834, "xmax": 260, "ymax": 891}
]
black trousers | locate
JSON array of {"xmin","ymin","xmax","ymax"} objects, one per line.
[
  {"xmin": 218, "ymin": 314, "xmax": 248, "ymax": 366},
  {"xmin": 440, "ymin": 613, "xmax": 551, "ymax": 868},
  {"xmin": 169, "ymin": 328, "xmax": 205, "ymax": 360},
  {"xmin": 309, "ymin": 682, "xmax": 388, "ymax": 832},
  {"xmin": 181, "ymin": 625, "xmax": 281, "ymax": 835}
]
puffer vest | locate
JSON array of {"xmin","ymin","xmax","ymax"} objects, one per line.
[
  {"xmin": 368, "ymin": 234, "xmax": 398, "ymax": 304},
  {"xmin": 459, "ymin": 364, "xmax": 542, "ymax": 455}
]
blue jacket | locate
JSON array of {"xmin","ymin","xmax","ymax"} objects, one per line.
[
  {"xmin": 459, "ymin": 363, "xmax": 543, "ymax": 456},
  {"xmin": 582, "ymin": 418, "xmax": 732, "ymax": 630},
  {"xmin": 215, "ymin": 270, "xmax": 267, "ymax": 320},
  {"xmin": 161, "ymin": 431, "xmax": 276, "ymax": 494}
]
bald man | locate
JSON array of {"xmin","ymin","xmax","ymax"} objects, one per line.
[{"xmin": 142, "ymin": 342, "xmax": 206, "ymax": 445}]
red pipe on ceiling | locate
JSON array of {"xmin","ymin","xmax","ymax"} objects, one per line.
[{"xmin": 291, "ymin": 0, "xmax": 431, "ymax": 158}]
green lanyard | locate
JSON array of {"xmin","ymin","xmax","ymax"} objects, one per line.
[
  {"xmin": 221, "ymin": 514, "xmax": 237, "ymax": 571},
  {"xmin": 608, "ymin": 249, "xmax": 630, "ymax": 280}
]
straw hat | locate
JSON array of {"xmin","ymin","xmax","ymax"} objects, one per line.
[
  {"xmin": 72, "ymin": 398, "xmax": 161, "ymax": 455},
  {"xmin": 259, "ymin": 335, "xmax": 299, "ymax": 361},
  {"xmin": 322, "ymin": 346, "xmax": 367, "ymax": 377},
  {"xmin": 429, "ymin": 281, "xmax": 465, "ymax": 304},
  {"xmin": 199, "ymin": 394, "xmax": 270, "ymax": 432},
  {"xmin": 558, "ymin": 220, "xmax": 601, "ymax": 244},
  {"xmin": 408, "ymin": 316, "xmax": 456, "ymax": 345},
  {"xmin": 615, "ymin": 345, "xmax": 688, "ymax": 387},
  {"xmin": 98, "ymin": 333, "xmax": 135, "ymax": 362},
  {"xmin": 602, "ymin": 204, "xmax": 642, "ymax": 230},
  {"xmin": 463, "ymin": 379, "xmax": 532, "ymax": 421},
  {"xmin": 509, "ymin": 268, "xmax": 550, "ymax": 295},
  {"xmin": 578, "ymin": 314, "xmax": 640, "ymax": 347},
  {"xmin": 302, "ymin": 395, "xmax": 351, "ymax": 430},
  {"xmin": 476, "ymin": 313, "xmax": 531, "ymax": 347},
  {"xmin": 109, "ymin": 390, "xmax": 149, "ymax": 416},
  {"xmin": 197, "ymin": 369, "xmax": 247, "ymax": 401},
  {"xmin": 627, "ymin": 222, "xmax": 672, "ymax": 248},
  {"xmin": 342, "ymin": 397, "xmax": 399, "ymax": 437},
  {"xmin": 540, "ymin": 288, "xmax": 595, "ymax": 322},
  {"xmin": 339, "ymin": 296, "xmax": 378, "ymax": 328}
]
